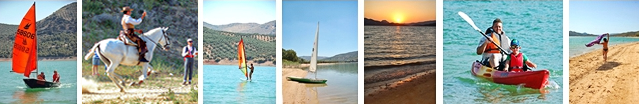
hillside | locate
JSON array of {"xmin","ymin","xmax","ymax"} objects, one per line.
[
  {"xmin": 364, "ymin": 18, "xmax": 435, "ymax": 26},
  {"xmin": 82, "ymin": 0, "xmax": 198, "ymax": 69},
  {"xmin": 321, "ymin": 51, "xmax": 358, "ymax": 62},
  {"xmin": 569, "ymin": 31, "xmax": 595, "ymax": 36},
  {"xmin": 570, "ymin": 30, "xmax": 639, "ymax": 37},
  {"xmin": 0, "ymin": 2, "xmax": 77, "ymax": 58},
  {"xmin": 203, "ymin": 21, "xmax": 276, "ymax": 35},
  {"xmin": 203, "ymin": 27, "xmax": 276, "ymax": 65},
  {"xmin": 298, "ymin": 51, "xmax": 358, "ymax": 62}
]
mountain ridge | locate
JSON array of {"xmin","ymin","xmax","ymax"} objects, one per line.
[{"xmin": 203, "ymin": 21, "xmax": 275, "ymax": 35}]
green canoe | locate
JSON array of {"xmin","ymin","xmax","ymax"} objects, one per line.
[{"xmin": 287, "ymin": 76, "xmax": 327, "ymax": 84}]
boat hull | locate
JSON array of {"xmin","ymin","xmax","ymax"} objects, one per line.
[
  {"xmin": 471, "ymin": 61, "xmax": 549, "ymax": 89},
  {"xmin": 23, "ymin": 78, "xmax": 60, "ymax": 88},
  {"xmin": 287, "ymin": 76, "xmax": 327, "ymax": 84}
]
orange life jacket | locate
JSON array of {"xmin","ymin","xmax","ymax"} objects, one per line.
[{"xmin": 484, "ymin": 33, "xmax": 501, "ymax": 53}]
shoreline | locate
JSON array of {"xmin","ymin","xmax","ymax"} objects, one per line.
[
  {"xmin": 281, "ymin": 68, "xmax": 314, "ymax": 103},
  {"xmin": 0, "ymin": 57, "xmax": 77, "ymax": 61},
  {"xmin": 364, "ymin": 69, "xmax": 436, "ymax": 104},
  {"xmin": 569, "ymin": 41, "xmax": 639, "ymax": 103}
]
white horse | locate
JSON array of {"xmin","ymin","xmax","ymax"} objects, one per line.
[{"xmin": 84, "ymin": 27, "xmax": 171, "ymax": 92}]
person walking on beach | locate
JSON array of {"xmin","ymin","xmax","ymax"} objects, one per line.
[
  {"xmin": 52, "ymin": 70, "xmax": 60, "ymax": 83},
  {"xmin": 182, "ymin": 38, "xmax": 197, "ymax": 85},
  {"xmin": 476, "ymin": 18, "xmax": 511, "ymax": 70},
  {"xmin": 503, "ymin": 39, "xmax": 537, "ymax": 72},
  {"xmin": 598, "ymin": 33, "xmax": 610, "ymax": 62},
  {"xmin": 249, "ymin": 63, "xmax": 255, "ymax": 80}
]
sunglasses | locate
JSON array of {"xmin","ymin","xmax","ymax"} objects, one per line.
[
  {"xmin": 188, "ymin": 41, "xmax": 193, "ymax": 43},
  {"xmin": 510, "ymin": 45, "xmax": 519, "ymax": 49}
]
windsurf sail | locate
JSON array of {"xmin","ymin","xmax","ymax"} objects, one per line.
[
  {"xmin": 238, "ymin": 38, "xmax": 248, "ymax": 77},
  {"xmin": 310, "ymin": 22, "xmax": 319, "ymax": 73},
  {"xmin": 585, "ymin": 33, "xmax": 609, "ymax": 47},
  {"xmin": 12, "ymin": 2, "xmax": 38, "ymax": 77}
]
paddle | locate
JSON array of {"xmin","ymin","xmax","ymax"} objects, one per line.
[{"xmin": 458, "ymin": 11, "xmax": 509, "ymax": 55}]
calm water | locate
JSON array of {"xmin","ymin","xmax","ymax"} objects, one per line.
[
  {"xmin": 364, "ymin": 26, "xmax": 436, "ymax": 68},
  {"xmin": 444, "ymin": 1, "xmax": 563, "ymax": 103},
  {"xmin": 569, "ymin": 36, "xmax": 639, "ymax": 57},
  {"xmin": 302, "ymin": 63, "xmax": 358, "ymax": 104},
  {"xmin": 203, "ymin": 65, "xmax": 276, "ymax": 104},
  {"xmin": 0, "ymin": 61, "xmax": 77, "ymax": 103}
]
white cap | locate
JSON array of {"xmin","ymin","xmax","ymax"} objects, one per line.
[{"xmin": 187, "ymin": 38, "xmax": 193, "ymax": 42}]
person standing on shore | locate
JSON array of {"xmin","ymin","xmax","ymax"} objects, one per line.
[
  {"xmin": 598, "ymin": 33, "xmax": 610, "ymax": 62},
  {"xmin": 476, "ymin": 18, "xmax": 511, "ymax": 70},
  {"xmin": 92, "ymin": 49, "xmax": 100, "ymax": 76},
  {"xmin": 249, "ymin": 63, "xmax": 255, "ymax": 80},
  {"xmin": 182, "ymin": 38, "xmax": 197, "ymax": 85}
]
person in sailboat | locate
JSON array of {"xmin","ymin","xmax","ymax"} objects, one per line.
[
  {"xmin": 249, "ymin": 63, "xmax": 255, "ymax": 80},
  {"xmin": 121, "ymin": 6, "xmax": 149, "ymax": 62},
  {"xmin": 182, "ymin": 38, "xmax": 197, "ymax": 85},
  {"xmin": 53, "ymin": 70, "xmax": 60, "ymax": 83},
  {"xmin": 37, "ymin": 72, "xmax": 46, "ymax": 81}
]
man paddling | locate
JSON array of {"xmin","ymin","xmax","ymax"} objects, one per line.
[{"xmin": 476, "ymin": 18, "xmax": 511, "ymax": 70}]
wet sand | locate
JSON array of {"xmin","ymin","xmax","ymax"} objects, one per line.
[
  {"xmin": 570, "ymin": 42, "xmax": 639, "ymax": 103},
  {"xmin": 282, "ymin": 68, "xmax": 317, "ymax": 104},
  {"xmin": 364, "ymin": 62, "xmax": 436, "ymax": 104}
]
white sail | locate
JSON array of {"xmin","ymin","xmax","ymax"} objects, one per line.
[{"xmin": 310, "ymin": 22, "xmax": 319, "ymax": 72}]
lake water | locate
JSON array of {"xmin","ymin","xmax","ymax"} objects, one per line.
[
  {"xmin": 569, "ymin": 36, "xmax": 639, "ymax": 57},
  {"xmin": 364, "ymin": 26, "xmax": 436, "ymax": 68},
  {"xmin": 302, "ymin": 63, "xmax": 358, "ymax": 104},
  {"xmin": 444, "ymin": 1, "xmax": 563, "ymax": 103},
  {"xmin": 0, "ymin": 61, "xmax": 77, "ymax": 103},
  {"xmin": 203, "ymin": 65, "xmax": 276, "ymax": 104}
]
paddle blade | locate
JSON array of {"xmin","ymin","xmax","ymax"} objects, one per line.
[{"xmin": 458, "ymin": 11, "xmax": 481, "ymax": 31}]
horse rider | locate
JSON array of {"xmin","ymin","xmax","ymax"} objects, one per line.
[{"xmin": 121, "ymin": 6, "xmax": 149, "ymax": 62}]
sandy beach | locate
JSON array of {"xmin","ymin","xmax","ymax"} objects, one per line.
[
  {"xmin": 570, "ymin": 42, "xmax": 639, "ymax": 103},
  {"xmin": 364, "ymin": 68, "xmax": 436, "ymax": 104},
  {"xmin": 281, "ymin": 68, "xmax": 317, "ymax": 104}
]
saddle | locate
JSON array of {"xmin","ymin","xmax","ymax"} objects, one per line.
[{"xmin": 117, "ymin": 30, "xmax": 138, "ymax": 46}]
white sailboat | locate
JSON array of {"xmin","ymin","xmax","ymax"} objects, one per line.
[{"xmin": 287, "ymin": 22, "xmax": 327, "ymax": 83}]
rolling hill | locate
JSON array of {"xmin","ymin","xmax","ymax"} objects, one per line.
[
  {"xmin": 298, "ymin": 51, "xmax": 358, "ymax": 62},
  {"xmin": 364, "ymin": 18, "xmax": 435, "ymax": 26},
  {"xmin": 204, "ymin": 21, "xmax": 276, "ymax": 35}
]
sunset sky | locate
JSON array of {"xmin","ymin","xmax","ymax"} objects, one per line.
[{"xmin": 365, "ymin": 0, "xmax": 436, "ymax": 23}]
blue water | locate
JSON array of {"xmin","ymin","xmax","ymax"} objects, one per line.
[
  {"xmin": 203, "ymin": 65, "xmax": 276, "ymax": 104},
  {"xmin": 0, "ymin": 61, "xmax": 77, "ymax": 103},
  {"xmin": 444, "ymin": 1, "xmax": 563, "ymax": 103},
  {"xmin": 569, "ymin": 36, "xmax": 639, "ymax": 57}
]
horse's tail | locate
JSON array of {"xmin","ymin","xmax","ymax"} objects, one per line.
[{"xmin": 84, "ymin": 43, "xmax": 100, "ymax": 60}]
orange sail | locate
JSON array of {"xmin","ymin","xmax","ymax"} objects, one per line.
[
  {"xmin": 238, "ymin": 38, "xmax": 248, "ymax": 77},
  {"xmin": 12, "ymin": 2, "xmax": 37, "ymax": 77}
]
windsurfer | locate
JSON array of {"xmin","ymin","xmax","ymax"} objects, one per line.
[
  {"xmin": 476, "ymin": 18, "xmax": 511, "ymax": 70},
  {"xmin": 121, "ymin": 6, "xmax": 149, "ymax": 62},
  {"xmin": 249, "ymin": 63, "xmax": 255, "ymax": 80},
  {"xmin": 503, "ymin": 39, "xmax": 537, "ymax": 72},
  {"xmin": 182, "ymin": 38, "xmax": 197, "ymax": 85},
  {"xmin": 53, "ymin": 70, "xmax": 60, "ymax": 83}
]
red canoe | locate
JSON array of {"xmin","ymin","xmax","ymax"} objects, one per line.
[{"xmin": 471, "ymin": 61, "xmax": 549, "ymax": 89}]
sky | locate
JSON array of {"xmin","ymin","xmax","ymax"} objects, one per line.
[
  {"xmin": 203, "ymin": 0, "xmax": 275, "ymax": 25},
  {"xmin": 283, "ymin": 0, "xmax": 358, "ymax": 57},
  {"xmin": 570, "ymin": 1, "xmax": 639, "ymax": 34},
  {"xmin": 365, "ymin": 0, "xmax": 436, "ymax": 23},
  {"xmin": 0, "ymin": 1, "xmax": 75, "ymax": 25}
]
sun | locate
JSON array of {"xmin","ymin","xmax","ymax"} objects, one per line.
[{"xmin": 393, "ymin": 13, "xmax": 404, "ymax": 23}]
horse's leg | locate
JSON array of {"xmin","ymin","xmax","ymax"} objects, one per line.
[
  {"xmin": 106, "ymin": 62, "xmax": 125, "ymax": 92},
  {"xmin": 131, "ymin": 64, "xmax": 150, "ymax": 86}
]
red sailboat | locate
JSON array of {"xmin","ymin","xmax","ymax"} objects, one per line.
[{"xmin": 11, "ymin": 2, "xmax": 60, "ymax": 88}]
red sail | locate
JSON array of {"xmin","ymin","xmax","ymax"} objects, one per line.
[{"xmin": 12, "ymin": 3, "xmax": 37, "ymax": 77}]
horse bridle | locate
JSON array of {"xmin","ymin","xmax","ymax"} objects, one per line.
[{"xmin": 142, "ymin": 29, "xmax": 170, "ymax": 49}]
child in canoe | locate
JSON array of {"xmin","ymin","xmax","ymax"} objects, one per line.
[{"xmin": 503, "ymin": 39, "xmax": 537, "ymax": 72}]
